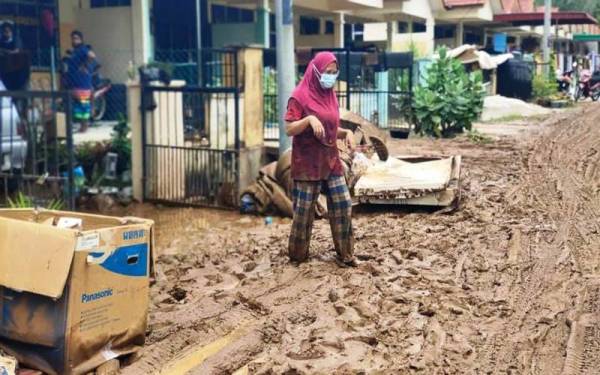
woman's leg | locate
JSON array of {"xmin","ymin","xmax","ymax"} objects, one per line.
[
  {"xmin": 324, "ymin": 175, "xmax": 355, "ymax": 263},
  {"xmin": 289, "ymin": 180, "xmax": 320, "ymax": 262}
]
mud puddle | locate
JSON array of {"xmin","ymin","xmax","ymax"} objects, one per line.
[{"xmin": 109, "ymin": 204, "xmax": 286, "ymax": 255}]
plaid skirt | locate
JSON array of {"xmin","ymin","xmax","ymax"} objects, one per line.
[{"xmin": 289, "ymin": 175, "xmax": 354, "ymax": 263}]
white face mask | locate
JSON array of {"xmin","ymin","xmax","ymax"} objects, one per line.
[{"xmin": 313, "ymin": 64, "xmax": 338, "ymax": 89}]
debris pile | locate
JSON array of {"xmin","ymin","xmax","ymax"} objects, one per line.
[
  {"xmin": 241, "ymin": 110, "xmax": 389, "ymax": 217},
  {"xmin": 482, "ymin": 95, "xmax": 552, "ymax": 121}
]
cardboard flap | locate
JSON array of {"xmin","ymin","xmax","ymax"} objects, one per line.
[{"xmin": 0, "ymin": 218, "xmax": 77, "ymax": 298}]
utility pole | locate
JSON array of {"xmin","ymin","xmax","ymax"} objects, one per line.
[
  {"xmin": 543, "ymin": 0, "xmax": 552, "ymax": 76},
  {"xmin": 276, "ymin": 0, "xmax": 295, "ymax": 153}
]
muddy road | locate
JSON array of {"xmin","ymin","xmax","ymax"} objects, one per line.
[{"xmin": 119, "ymin": 104, "xmax": 600, "ymax": 374}]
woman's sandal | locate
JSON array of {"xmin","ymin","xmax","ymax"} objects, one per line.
[{"xmin": 335, "ymin": 257, "xmax": 359, "ymax": 268}]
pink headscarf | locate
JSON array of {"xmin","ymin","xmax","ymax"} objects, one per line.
[
  {"xmin": 291, "ymin": 51, "xmax": 339, "ymax": 116},
  {"xmin": 289, "ymin": 52, "xmax": 339, "ymax": 145}
]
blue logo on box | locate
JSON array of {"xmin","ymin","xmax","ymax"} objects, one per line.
[
  {"xmin": 123, "ymin": 230, "xmax": 145, "ymax": 241},
  {"xmin": 81, "ymin": 288, "xmax": 113, "ymax": 303},
  {"xmin": 89, "ymin": 244, "xmax": 148, "ymax": 277}
]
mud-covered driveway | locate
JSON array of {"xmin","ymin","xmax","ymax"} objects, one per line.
[{"xmin": 120, "ymin": 104, "xmax": 600, "ymax": 374}]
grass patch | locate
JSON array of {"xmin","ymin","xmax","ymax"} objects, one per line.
[
  {"xmin": 467, "ymin": 130, "xmax": 493, "ymax": 145},
  {"xmin": 480, "ymin": 114, "xmax": 526, "ymax": 124}
]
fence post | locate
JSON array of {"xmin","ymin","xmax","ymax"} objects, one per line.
[
  {"xmin": 234, "ymin": 50, "xmax": 240, "ymax": 150},
  {"xmin": 65, "ymin": 93, "xmax": 75, "ymax": 210},
  {"xmin": 139, "ymin": 83, "xmax": 147, "ymax": 201},
  {"xmin": 345, "ymin": 49, "xmax": 351, "ymax": 110},
  {"xmin": 408, "ymin": 52, "xmax": 414, "ymax": 97},
  {"xmin": 196, "ymin": 0, "xmax": 203, "ymax": 86},
  {"xmin": 128, "ymin": 81, "xmax": 145, "ymax": 202}
]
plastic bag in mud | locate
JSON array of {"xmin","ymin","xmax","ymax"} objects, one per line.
[{"xmin": 352, "ymin": 152, "xmax": 373, "ymax": 177}]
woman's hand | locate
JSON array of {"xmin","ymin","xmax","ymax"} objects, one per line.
[{"xmin": 308, "ymin": 115, "xmax": 325, "ymax": 139}]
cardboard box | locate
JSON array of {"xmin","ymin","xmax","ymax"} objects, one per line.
[{"xmin": 0, "ymin": 209, "xmax": 154, "ymax": 375}]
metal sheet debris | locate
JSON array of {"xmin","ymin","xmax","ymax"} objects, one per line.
[{"xmin": 353, "ymin": 155, "xmax": 461, "ymax": 207}]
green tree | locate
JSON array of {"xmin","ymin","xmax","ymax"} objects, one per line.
[
  {"xmin": 535, "ymin": 0, "xmax": 600, "ymax": 20},
  {"xmin": 411, "ymin": 47, "xmax": 486, "ymax": 138}
]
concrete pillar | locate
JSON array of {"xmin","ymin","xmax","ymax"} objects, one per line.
[
  {"xmin": 386, "ymin": 21, "xmax": 397, "ymax": 51},
  {"xmin": 425, "ymin": 18, "xmax": 435, "ymax": 55},
  {"xmin": 127, "ymin": 82, "xmax": 143, "ymax": 202},
  {"xmin": 131, "ymin": 0, "xmax": 153, "ymax": 64},
  {"xmin": 456, "ymin": 22, "xmax": 464, "ymax": 47},
  {"xmin": 542, "ymin": 0, "xmax": 552, "ymax": 76},
  {"xmin": 58, "ymin": 0, "xmax": 76, "ymax": 55},
  {"xmin": 275, "ymin": 0, "xmax": 295, "ymax": 153},
  {"xmin": 483, "ymin": 29, "xmax": 488, "ymax": 48},
  {"xmin": 256, "ymin": 0, "xmax": 270, "ymax": 48},
  {"xmin": 334, "ymin": 12, "xmax": 345, "ymax": 48}
]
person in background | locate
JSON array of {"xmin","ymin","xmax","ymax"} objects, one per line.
[
  {"xmin": 0, "ymin": 21, "xmax": 28, "ymax": 133},
  {"xmin": 63, "ymin": 30, "xmax": 95, "ymax": 133},
  {"xmin": 284, "ymin": 51, "xmax": 358, "ymax": 268},
  {"xmin": 0, "ymin": 21, "xmax": 21, "ymax": 53}
]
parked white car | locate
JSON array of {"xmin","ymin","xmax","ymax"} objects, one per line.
[{"xmin": 0, "ymin": 79, "xmax": 27, "ymax": 172}]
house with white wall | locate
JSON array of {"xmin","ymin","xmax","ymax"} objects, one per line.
[{"xmin": 361, "ymin": 0, "xmax": 504, "ymax": 57}]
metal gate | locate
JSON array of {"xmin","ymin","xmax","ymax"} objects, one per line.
[
  {"xmin": 262, "ymin": 48, "xmax": 414, "ymax": 137},
  {"xmin": 263, "ymin": 48, "xmax": 278, "ymax": 141},
  {"xmin": 309, "ymin": 48, "xmax": 414, "ymax": 130},
  {"xmin": 0, "ymin": 90, "xmax": 75, "ymax": 209},
  {"xmin": 141, "ymin": 49, "xmax": 241, "ymax": 207}
]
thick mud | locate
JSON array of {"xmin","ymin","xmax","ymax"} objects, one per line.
[{"xmin": 120, "ymin": 104, "xmax": 600, "ymax": 374}]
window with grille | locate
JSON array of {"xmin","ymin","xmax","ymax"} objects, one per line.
[
  {"xmin": 90, "ymin": 0, "xmax": 131, "ymax": 7},
  {"xmin": 299, "ymin": 16, "xmax": 320, "ymax": 35},
  {"xmin": 211, "ymin": 4, "xmax": 254, "ymax": 23},
  {"xmin": 0, "ymin": 0, "xmax": 59, "ymax": 68}
]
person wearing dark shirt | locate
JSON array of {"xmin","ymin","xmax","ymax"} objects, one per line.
[
  {"xmin": 63, "ymin": 30, "xmax": 95, "ymax": 132},
  {"xmin": 0, "ymin": 21, "xmax": 21, "ymax": 53}
]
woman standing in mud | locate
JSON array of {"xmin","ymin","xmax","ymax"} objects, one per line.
[{"xmin": 284, "ymin": 51, "xmax": 357, "ymax": 267}]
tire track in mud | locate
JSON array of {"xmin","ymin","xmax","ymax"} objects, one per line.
[
  {"xmin": 479, "ymin": 104, "xmax": 600, "ymax": 375},
  {"xmin": 563, "ymin": 281, "xmax": 600, "ymax": 375},
  {"xmin": 119, "ymin": 106, "xmax": 600, "ymax": 374},
  {"xmin": 549, "ymin": 105, "xmax": 600, "ymax": 375}
]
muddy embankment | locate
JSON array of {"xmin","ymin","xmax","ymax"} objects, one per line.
[{"xmin": 120, "ymin": 104, "xmax": 600, "ymax": 374}]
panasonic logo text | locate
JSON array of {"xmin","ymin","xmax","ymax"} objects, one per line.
[{"xmin": 81, "ymin": 289, "xmax": 113, "ymax": 303}]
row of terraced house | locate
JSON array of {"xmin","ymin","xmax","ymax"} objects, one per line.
[{"xmin": 1, "ymin": 0, "xmax": 599, "ymax": 208}]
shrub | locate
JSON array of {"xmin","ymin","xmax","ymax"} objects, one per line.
[
  {"xmin": 110, "ymin": 113, "xmax": 131, "ymax": 175},
  {"xmin": 76, "ymin": 141, "xmax": 110, "ymax": 181},
  {"xmin": 467, "ymin": 129, "xmax": 493, "ymax": 145},
  {"xmin": 411, "ymin": 47, "xmax": 486, "ymax": 137},
  {"xmin": 8, "ymin": 191, "xmax": 63, "ymax": 210},
  {"xmin": 532, "ymin": 74, "xmax": 558, "ymax": 102}
]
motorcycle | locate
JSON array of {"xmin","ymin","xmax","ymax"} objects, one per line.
[
  {"xmin": 556, "ymin": 70, "xmax": 574, "ymax": 95},
  {"xmin": 574, "ymin": 69, "xmax": 600, "ymax": 102},
  {"xmin": 90, "ymin": 62, "xmax": 111, "ymax": 122}
]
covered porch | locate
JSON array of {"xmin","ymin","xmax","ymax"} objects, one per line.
[{"xmin": 431, "ymin": 0, "xmax": 503, "ymax": 49}]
